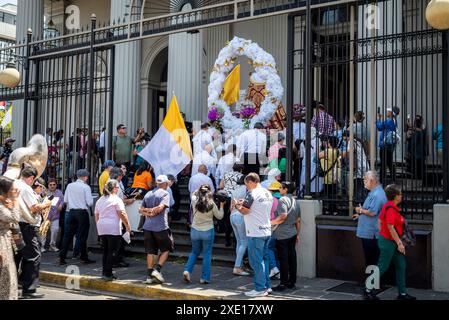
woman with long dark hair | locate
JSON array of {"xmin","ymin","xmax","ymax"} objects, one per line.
[
  {"xmin": 0, "ymin": 176, "xmax": 21, "ymax": 300},
  {"xmin": 183, "ymin": 185, "xmax": 224, "ymax": 284}
]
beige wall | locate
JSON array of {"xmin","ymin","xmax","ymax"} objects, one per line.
[{"xmin": 72, "ymin": 0, "xmax": 111, "ymax": 27}]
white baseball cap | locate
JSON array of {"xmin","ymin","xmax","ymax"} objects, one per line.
[{"xmin": 156, "ymin": 175, "xmax": 169, "ymax": 184}]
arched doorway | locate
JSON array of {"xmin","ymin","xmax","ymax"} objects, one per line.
[{"xmin": 141, "ymin": 45, "xmax": 168, "ymax": 134}]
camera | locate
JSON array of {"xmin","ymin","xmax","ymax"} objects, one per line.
[
  {"xmin": 214, "ymin": 190, "xmax": 229, "ymax": 203},
  {"xmin": 143, "ymin": 132, "xmax": 152, "ymax": 142}
]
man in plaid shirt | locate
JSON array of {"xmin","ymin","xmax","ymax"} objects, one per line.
[{"xmin": 311, "ymin": 103, "xmax": 335, "ymax": 137}]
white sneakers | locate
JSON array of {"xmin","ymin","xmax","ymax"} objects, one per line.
[
  {"xmin": 233, "ymin": 268, "xmax": 250, "ymax": 276},
  {"xmin": 183, "ymin": 271, "xmax": 191, "ymax": 283},
  {"xmin": 245, "ymin": 289, "xmax": 269, "ymax": 297},
  {"xmin": 145, "ymin": 270, "xmax": 165, "ymax": 284},
  {"xmin": 49, "ymin": 245, "xmax": 59, "ymax": 252},
  {"xmin": 151, "ymin": 270, "xmax": 165, "ymax": 283},
  {"xmin": 269, "ymin": 267, "xmax": 280, "ymax": 279}
]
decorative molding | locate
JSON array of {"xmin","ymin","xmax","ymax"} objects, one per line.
[{"xmin": 140, "ymin": 36, "xmax": 169, "ymax": 80}]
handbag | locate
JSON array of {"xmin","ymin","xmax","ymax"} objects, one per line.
[
  {"xmin": 385, "ymin": 205, "xmax": 416, "ymax": 247},
  {"xmin": 401, "ymin": 219, "xmax": 416, "ymax": 247}
]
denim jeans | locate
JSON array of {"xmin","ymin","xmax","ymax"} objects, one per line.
[
  {"xmin": 184, "ymin": 228, "xmax": 215, "ymax": 282},
  {"xmin": 247, "ymin": 236, "xmax": 271, "ymax": 292},
  {"xmin": 230, "ymin": 213, "xmax": 248, "ymax": 268},
  {"xmin": 267, "ymin": 237, "xmax": 279, "ymax": 270}
]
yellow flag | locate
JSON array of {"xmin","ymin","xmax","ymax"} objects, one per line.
[{"xmin": 223, "ymin": 64, "xmax": 240, "ymax": 105}]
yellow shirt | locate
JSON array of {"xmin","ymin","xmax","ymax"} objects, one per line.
[
  {"xmin": 320, "ymin": 148, "xmax": 338, "ymax": 185},
  {"xmin": 99, "ymin": 170, "xmax": 110, "ymax": 195}
]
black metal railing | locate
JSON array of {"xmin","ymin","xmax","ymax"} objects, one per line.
[{"xmin": 290, "ymin": 0, "xmax": 447, "ymax": 219}]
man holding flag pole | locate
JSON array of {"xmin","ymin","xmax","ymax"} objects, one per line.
[{"xmin": 137, "ymin": 94, "xmax": 193, "ymax": 284}]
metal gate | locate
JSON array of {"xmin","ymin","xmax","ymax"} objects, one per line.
[
  {"xmin": 0, "ymin": 19, "xmax": 114, "ymax": 191},
  {"xmin": 288, "ymin": 0, "xmax": 448, "ymax": 219}
]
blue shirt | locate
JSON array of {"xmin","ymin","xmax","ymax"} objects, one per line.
[
  {"xmin": 376, "ymin": 118, "xmax": 397, "ymax": 148},
  {"xmin": 142, "ymin": 188, "xmax": 170, "ymax": 232},
  {"xmin": 434, "ymin": 124, "xmax": 443, "ymax": 151},
  {"xmin": 356, "ymin": 185, "xmax": 387, "ymax": 239}
]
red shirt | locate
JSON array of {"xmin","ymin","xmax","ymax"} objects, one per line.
[{"xmin": 379, "ymin": 201, "xmax": 404, "ymax": 241}]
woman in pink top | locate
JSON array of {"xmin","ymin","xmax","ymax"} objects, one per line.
[
  {"xmin": 95, "ymin": 179, "xmax": 131, "ymax": 281},
  {"xmin": 268, "ymin": 132, "xmax": 286, "ymax": 162}
]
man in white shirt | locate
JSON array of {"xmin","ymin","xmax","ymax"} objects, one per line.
[
  {"xmin": 192, "ymin": 123, "xmax": 213, "ymax": 156},
  {"xmin": 215, "ymin": 144, "xmax": 238, "ymax": 186},
  {"xmin": 189, "ymin": 165, "xmax": 215, "ymax": 196},
  {"xmin": 59, "ymin": 169, "xmax": 95, "ymax": 265},
  {"xmin": 191, "ymin": 144, "xmax": 217, "ymax": 179},
  {"xmin": 237, "ymin": 122, "xmax": 267, "ymax": 175},
  {"xmin": 15, "ymin": 166, "xmax": 51, "ymax": 299},
  {"xmin": 236, "ymin": 173, "xmax": 273, "ymax": 297}
]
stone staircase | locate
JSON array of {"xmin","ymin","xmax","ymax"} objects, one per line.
[{"xmin": 126, "ymin": 176, "xmax": 237, "ymax": 267}]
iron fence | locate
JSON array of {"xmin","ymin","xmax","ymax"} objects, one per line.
[{"xmin": 289, "ymin": 0, "xmax": 448, "ymax": 219}]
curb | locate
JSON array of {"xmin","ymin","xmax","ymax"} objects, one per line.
[{"xmin": 40, "ymin": 271, "xmax": 225, "ymax": 300}]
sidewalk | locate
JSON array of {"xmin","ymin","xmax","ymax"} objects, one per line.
[{"xmin": 40, "ymin": 252, "xmax": 449, "ymax": 300}]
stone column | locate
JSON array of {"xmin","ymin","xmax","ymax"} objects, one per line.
[
  {"xmin": 13, "ymin": 0, "xmax": 44, "ymax": 146},
  {"xmin": 433, "ymin": 204, "xmax": 449, "ymax": 292},
  {"xmin": 110, "ymin": 0, "xmax": 141, "ymax": 136},
  {"xmin": 297, "ymin": 200, "xmax": 322, "ymax": 278},
  {"xmin": 167, "ymin": 31, "xmax": 204, "ymax": 123}
]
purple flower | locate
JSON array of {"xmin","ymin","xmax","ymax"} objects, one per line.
[
  {"xmin": 240, "ymin": 106, "xmax": 257, "ymax": 119},
  {"xmin": 208, "ymin": 107, "xmax": 224, "ymax": 122}
]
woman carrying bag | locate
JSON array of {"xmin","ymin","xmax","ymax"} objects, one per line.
[
  {"xmin": 95, "ymin": 179, "xmax": 131, "ymax": 281},
  {"xmin": 183, "ymin": 185, "xmax": 224, "ymax": 284},
  {"xmin": 364, "ymin": 184, "xmax": 416, "ymax": 300}
]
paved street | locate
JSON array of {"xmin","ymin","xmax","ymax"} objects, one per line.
[
  {"xmin": 39, "ymin": 252, "xmax": 449, "ymax": 300},
  {"xmin": 22, "ymin": 285, "xmax": 128, "ymax": 300}
]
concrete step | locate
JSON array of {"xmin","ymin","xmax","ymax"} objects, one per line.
[
  {"xmin": 121, "ymin": 243, "xmax": 236, "ymax": 268},
  {"xmin": 131, "ymin": 230, "xmax": 235, "ymax": 256}
]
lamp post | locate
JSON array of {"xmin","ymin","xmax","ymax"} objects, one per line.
[{"xmin": 425, "ymin": 0, "xmax": 449, "ymax": 201}]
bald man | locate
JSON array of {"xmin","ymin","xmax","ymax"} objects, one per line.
[
  {"xmin": 188, "ymin": 165, "xmax": 215, "ymax": 196},
  {"xmin": 191, "ymin": 144, "xmax": 217, "ymax": 178}
]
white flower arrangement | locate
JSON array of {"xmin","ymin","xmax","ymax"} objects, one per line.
[{"xmin": 207, "ymin": 36, "xmax": 284, "ymax": 130}]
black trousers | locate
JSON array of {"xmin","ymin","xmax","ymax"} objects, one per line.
[
  {"xmin": 275, "ymin": 235, "xmax": 297, "ymax": 286},
  {"xmin": 101, "ymin": 235, "xmax": 121, "ymax": 277},
  {"xmin": 217, "ymin": 197, "xmax": 232, "ymax": 244},
  {"xmin": 361, "ymin": 238, "xmax": 380, "ymax": 268},
  {"xmin": 242, "ymin": 153, "xmax": 261, "ymax": 175},
  {"xmin": 323, "ymin": 184, "xmax": 338, "ymax": 214},
  {"xmin": 113, "ymin": 226, "xmax": 127, "ymax": 264},
  {"xmin": 15, "ymin": 223, "xmax": 41, "ymax": 294},
  {"xmin": 380, "ymin": 146, "xmax": 395, "ymax": 184},
  {"xmin": 59, "ymin": 209, "xmax": 90, "ymax": 260}
]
